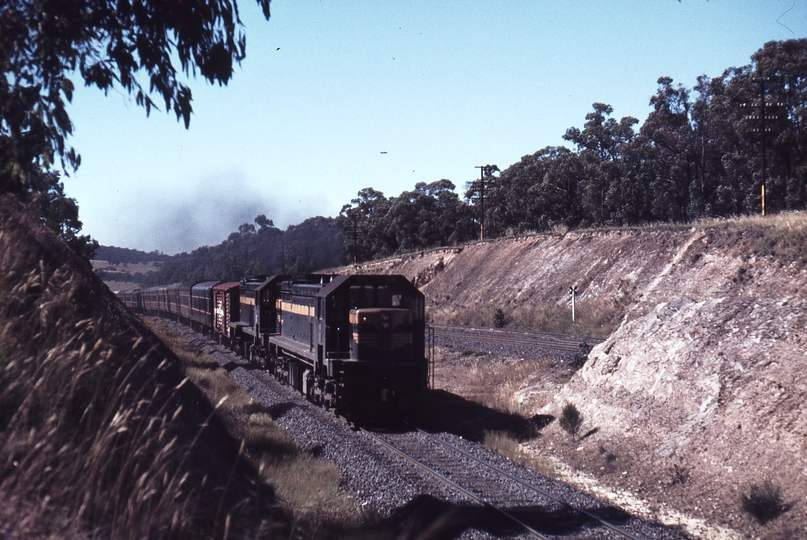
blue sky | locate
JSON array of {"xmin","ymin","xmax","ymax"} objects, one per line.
[{"xmin": 63, "ymin": 0, "xmax": 806, "ymax": 254}]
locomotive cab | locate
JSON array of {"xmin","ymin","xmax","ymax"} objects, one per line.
[
  {"xmin": 348, "ymin": 308, "xmax": 413, "ymax": 362},
  {"xmin": 269, "ymin": 274, "xmax": 428, "ymax": 421}
]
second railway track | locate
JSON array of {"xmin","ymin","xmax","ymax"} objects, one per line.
[{"xmin": 432, "ymin": 324, "xmax": 604, "ymax": 357}]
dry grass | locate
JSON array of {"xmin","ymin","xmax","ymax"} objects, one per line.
[
  {"xmin": 0, "ymin": 198, "xmax": 289, "ymax": 539},
  {"xmin": 144, "ymin": 320, "xmax": 357, "ymax": 529},
  {"xmin": 482, "ymin": 431, "xmax": 557, "ymax": 478},
  {"xmin": 432, "ymin": 298, "xmax": 620, "ymax": 338},
  {"xmin": 508, "ymin": 298, "xmax": 622, "ymax": 338},
  {"xmin": 460, "ymin": 356, "xmax": 538, "ymax": 416}
]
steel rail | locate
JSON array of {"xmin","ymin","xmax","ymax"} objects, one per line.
[
  {"xmin": 431, "ymin": 324, "xmax": 603, "ymax": 343},
  {"xmin": 435, "ymin": 332, "xmax": 583, "ymax": 352},
  {"xmin": 361, "ymin": 428, "xmax": 551, "ymax": 540},
  {"xmin": 403, "ymin": 422, "xmax": 643, "ymax": 540}
]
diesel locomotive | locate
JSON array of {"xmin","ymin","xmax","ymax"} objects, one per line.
[{"xmin": 118, "ymin": 274, "xmax": 431, "ymax": 420}]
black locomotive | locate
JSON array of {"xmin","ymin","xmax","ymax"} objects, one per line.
[{"xmin": 118, "ymin": 274, "xmax": 430, "ymax": 420}]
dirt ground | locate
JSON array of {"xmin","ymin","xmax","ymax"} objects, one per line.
[{"xmin": 431, "ymin": 343, "xmax": 801, "ymax": 540}]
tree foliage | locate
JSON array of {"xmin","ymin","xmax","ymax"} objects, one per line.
[
  {"xmin": 334, "ymin": 39, "xmax": 807, "ymax": 264},
  {"xmin": 483, "ymin": 39, "xmax": 807, "ymax": 236},
  {"xmin": 147, "ymin": 215, "xmax": 345, "ymax": 284},
  {"xmin": 338, "ymin": 180, "xmax": 476, "ymax": 263},
  {"xmin": 1, "ymin": 0, "xmax": 271, "ymax": 193},
  {"xmin": 26, "ymin": 169, "xmax": 99, "ymax": 258}
]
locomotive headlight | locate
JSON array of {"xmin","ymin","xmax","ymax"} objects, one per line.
[{"xmin": 381, "ymin": 312, "xmax": 391, "ymax": 329}]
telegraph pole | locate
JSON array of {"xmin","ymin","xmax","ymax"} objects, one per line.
[
  {"xmin": 472, "ymin": 164, "xmax": 499, "ymax": 241},
  {"xmin": 742, "ymin": 78, "xmax": 784, "ymax": 216},
  {"xmin": 351, "ymin": 214, "xmax": 360, "ymax": 265},
  {"xmin": 569, "ymin": 286, "xmax": 578, "ymax": 322}
]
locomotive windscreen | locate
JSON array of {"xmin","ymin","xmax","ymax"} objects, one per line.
[{"xmin": 348, "ymin": 284, "xmax": 419, "ymax": 314}]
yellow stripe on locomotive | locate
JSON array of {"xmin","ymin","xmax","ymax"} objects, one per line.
[{"xmin": 349, "ymin": 308, "xmax": 413, "ymax": 358}]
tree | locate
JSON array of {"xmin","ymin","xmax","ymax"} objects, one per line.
[
  {"xmin": 1, "ymin": 0, "xmax": 271, "ymax": 194},
  {"xmin": 465, "ymin": 164, "xmax": 499, "ymax": 239},
  {"xmin": 29, "ymin": 170, "xmax": 99, "ymax": 258},
  {"xmin": 636, "ymin": 77, "xmax": 697, "ymax": 222},
  {"xmin": 388, "ymin": 180, "xmax": 474, "ymax": 250},
  {"xmin": 254, "ymin": 214, "xmax": 275, "ymax": 231},
  {"xmin": 338, "ymin": 188, "xmax": 395, "ymax": 262},
  {"xmin": 563, "ymin": 103, "xmax": 638, "ymax": 225}
]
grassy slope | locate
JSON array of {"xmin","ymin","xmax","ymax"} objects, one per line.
[{"xmin": 0, "ymin": 197, "xmax": 293, "ymax": 538}]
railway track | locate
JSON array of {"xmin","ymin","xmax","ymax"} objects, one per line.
[
  {"xmin": 432, "ymin": 324, "xmax": 604, "ymax": 355},
  {"xmin": 362, "ymin": 423, "xmax": 643, "ymax": 539}
]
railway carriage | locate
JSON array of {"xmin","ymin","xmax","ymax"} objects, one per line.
[
  {"xmin": 190, "ymin": 281, "xmax": 220, "ymax": 334},
  {"xmin": 212, "ymin": 282, "xmax": 240, "ymax": 342},
  {"xmin": 119, "ymin": 289, "xmax": 142, "ymax": 312}
]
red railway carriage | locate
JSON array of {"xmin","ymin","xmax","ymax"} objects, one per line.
[
  {"xmin": 212, "ymin": 282, "xmax": 240, "ymax": 341},
  {"xmin": 118, "ymin": 289, "xmax": 142, "ymax": 311},
  {"xmin": 173, "ymin": 282, "xmax": 194, "ymax": 322}
]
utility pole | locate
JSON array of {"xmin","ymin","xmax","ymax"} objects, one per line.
[
  {"xmin": 569, "ymin": 286, "xmax": 577, "ymax": 322},
  {"xmin": 471, "ymin": 164, "xmax": 499, "ymax": 241},
  {"xmin": 742, "ymin": 78, "xmax": 784, "ymax": 216},
  {"xmin": 351, "ymin": 214, "xmax": 360, "ymax": 265}
]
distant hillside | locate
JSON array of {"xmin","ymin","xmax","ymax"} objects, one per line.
[
  {"xmin": 140, "ymin": 216, "xmax": 346, "ymax": 285},
  {"xmin": 94, "ymin": 245, "xmax": 170, "ymax": 264}
]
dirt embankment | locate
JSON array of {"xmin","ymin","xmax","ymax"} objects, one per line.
[{"xmin": 345, "ymin": 214, "xmax": 807, "ymax": 539}]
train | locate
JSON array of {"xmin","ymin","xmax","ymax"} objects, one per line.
[{"xmin": 117, "ymin": 274, "xmax": 432, "ymax": 421}]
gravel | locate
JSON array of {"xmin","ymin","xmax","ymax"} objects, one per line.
[{"xmin": 167, "ymin": 321, "xmax": 687, "ymax": 540}]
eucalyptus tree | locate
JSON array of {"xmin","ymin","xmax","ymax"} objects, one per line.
[
  {"xmin": 339, "ymin": 187, "xmax": 396, "ymax": 262},
  {"xmin": 388, "ymin": 180, "xmax": 474, "ymax": 250},
  {"xmin": 563, "ymin": 103, "xmax": 638, "ymax": 225},
  {"xmin": 1, "ymin": 0, "xmax": 271, "ymax": 194}
]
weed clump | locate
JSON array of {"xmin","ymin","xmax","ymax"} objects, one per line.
[
  {"xmin": 493, "ymin": 308, "xmax": 506, "ymax": 328},
  {"xmin": 670, "ymin": 463, "xmax": 690, "ymax": 485},
  {"xmin": 741, "ymin": 480, "xmax": 786, "ymax": 524},
  {"xmin": 558, "ymin": 402, "xmax": 583, "ymax": 438}
]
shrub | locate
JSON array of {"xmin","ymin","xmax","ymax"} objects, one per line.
[
  {"xmin": 558, "ymin": 402, "xmax": 583, "ymax": 438},
  {"xmin": 670, "ymin": 463, "xmax": 690, "ymax": 485},
  {"xmin": 741, "ymin": 480, "xmax": 786, "ymax": 523},
  {"xmin": 493, "ymin": 308, "xmax": 506, "ymax": 328},
  {"xmin": 570, "ymin": 341, "xmax": 592, "ymax": 370}
]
